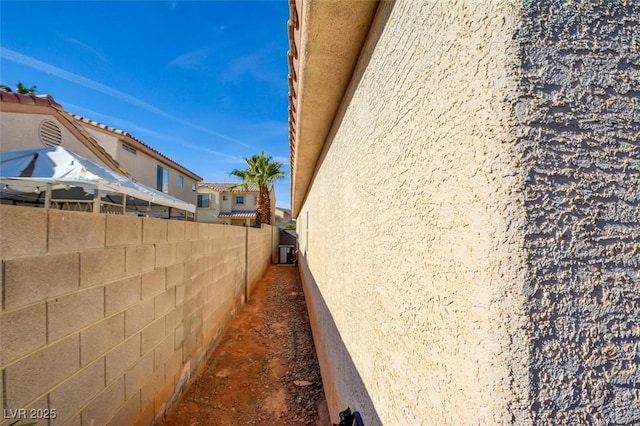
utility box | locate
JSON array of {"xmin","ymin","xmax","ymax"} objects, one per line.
[{"xmin": 278, "ymin": 245, "xmax": 295, "ymax": 264}]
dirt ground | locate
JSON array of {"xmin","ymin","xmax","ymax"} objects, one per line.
[{"xmin": 159, "ymin": 264, "xmax": 329, "ymax": 426}]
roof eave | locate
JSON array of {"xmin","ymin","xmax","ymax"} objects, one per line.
[
  {"xmin": 72, "ymin": 115, "xmax": 203, "ymax": 181},
  {"xmin": 288, "ymin": 0, "xmax": 380, "ymax": 217}
]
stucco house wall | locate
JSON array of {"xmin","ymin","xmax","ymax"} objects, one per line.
[
  {"xmin": 197, "ymin": 183, "xmax": 277, "ymax": 227},
  {"xmin": 517, "ymin": 2, "xmax": 640, "ymax": 424},
  {"xmin": 196, "ymin": 187, "xmax": 223, "ymax": 223},
  {"xmin": 1, "ymin": 94, "xmax": 200, "ymax": 210},
  {"xmin": 79, "ymin": 125, "xmax": 199, "ymax": 205},
  {"xmin": 292, "ymin": 0, "xmax": 640, "ymax": 424},
  {"xmin": 296, "ymin": 2, "xmax": 526, "ymax": 424},
  {"xmin": 0, "ymin": 112, "xmax": 111, "ymax": 168}
]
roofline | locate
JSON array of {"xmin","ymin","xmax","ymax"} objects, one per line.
[
  {"xmin": 72, "ymin": 115, "xmax": 203, "ymax": 181},
  {"xmin": 287, "ymin": 0, "xmax": 380, "ymax": 217},
  {"xmin": 0, "ymin": 94, "xmax": 132, "ymax": 178},
  {"xmin": 198, "ymin": 182, "xmax": 274, "ymax": 193}
]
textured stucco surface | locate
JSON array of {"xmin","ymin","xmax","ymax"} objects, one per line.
[
  {"xmin": 296, "ymin": 0, "xmax": 640, "ymax": 424},
  {"xmin": 0, "ymin": 112, "xmax": 110, "ymax": 166},
  {"xmin": 517, "ymin": 1, "xmax": 640, "ymax": 424},
  {"xmin": 297, "ymin": 1, "xmax": 528, "ymax": 424}
]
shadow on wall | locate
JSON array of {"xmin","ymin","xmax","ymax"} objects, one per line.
[{"xmin": 298, "ymin": 252, "xmax": 383, "ymax": 426}]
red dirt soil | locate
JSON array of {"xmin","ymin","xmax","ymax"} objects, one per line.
[{"xmin": 159, "ymin": 265, "xmax": 329, "ymax": 426}]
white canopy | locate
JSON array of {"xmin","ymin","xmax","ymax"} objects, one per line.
[{"xmin": 0, "ymin": 146, "xmax": 196, "ymax": 213}]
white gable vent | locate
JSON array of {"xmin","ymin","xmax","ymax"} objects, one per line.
[{"xmin": 39, "ymin": 119, "xmax": 62, "ymax": 147}]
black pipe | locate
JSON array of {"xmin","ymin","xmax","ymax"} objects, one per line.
[{"xmin": 334, "ymin": 407, "xmax": 364, "ymax": 426}]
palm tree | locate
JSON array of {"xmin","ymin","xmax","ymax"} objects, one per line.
[
  {"xmin": 229, "ymin": 151, "xmax": 285, "ymax": 226},
  {"xmin": 0, "ymin": 82, "xmax": 37, "ymax": 94},
  {"xmin": 16, "ymin": 82, "xmax": 37, "ymax": 94}
]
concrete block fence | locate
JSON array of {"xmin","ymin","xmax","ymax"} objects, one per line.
[{"xmin": 0, "ymin": 205, "xmax": 278, "ymax": 425}]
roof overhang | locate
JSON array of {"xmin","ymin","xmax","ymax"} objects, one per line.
[
  {"xmin": 74, "ymin": 116, "xmax": 203, "ymax": 181},
  {"xmin": 218, "ymin": 211, "xmax": 257, "ymax": 219},
  {"xmin": 288, "ymin": 0, "xmax": 379, "ymax": 217}
]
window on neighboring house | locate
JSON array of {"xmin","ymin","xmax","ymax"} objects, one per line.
[
  {"xmin": 156, "ymin": 166, "xmax": 169, "ymax": 193},
  {"xmin": 178, "ymin": 175, "xmax": 184, "ymax": 188},
  {"xmin": 197, "ymin": 194, "xmax": 210, "ymax": 208},
  {"xmin": 223, "ymin": 195, "xmax": 229, "ymax": 201},
  {"xmin": 236, "ymin": 196, "xmax": 244, "ymax": 204},
  {"xmin": 122, "ymin": 143, "xmax": 137, "ymax": 155}
]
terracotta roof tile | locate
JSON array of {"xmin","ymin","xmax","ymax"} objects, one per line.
[
  {"xmin": 218, "ymin": 211, "xmax": 257, "ymax": 219},
  {"xmin": 71, "ymin": 114, "xmax": 202, "ymax": 181},
  {"xmin": 198, "ymin": 182, "xmax": 272, "ymax": 193},
  {"xmin": 0, "ymin": 92, "xmax": 62, "ymax": 108}
]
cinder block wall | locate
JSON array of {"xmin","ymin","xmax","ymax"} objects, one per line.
[
  {"xmin": 0, "ymin": 205, "xmax": 276, "ymax": 425},
  {"xmin": 296, "ymin": 0, "xmax": 639, "ymax": 425}
]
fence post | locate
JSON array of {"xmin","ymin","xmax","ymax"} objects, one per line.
[{"xmin": 244, "ymin": 226, "xmax": 249, "ymax": 302}]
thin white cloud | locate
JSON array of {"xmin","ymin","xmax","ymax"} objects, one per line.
[
  {"xmin": 61, "ymin": 100, "xmax": 245, "ymax": 164},
  {"xmin": 180, "ymin": 142, "xmax": 246, "ymax": 164},
  {"xmin": 226, "ymin": 45, "xmax": 283, "ymax": 86},
  {"xmin": 64, "ymin": 37, "xmax": 106, "ymax": 61},
  {"xmin": 0, "ymin": 46, "xmax": 257, "ymax": 149},
  {"xmin": 168, "ymin": 47, "xmax": 213, "ymax": 69}
]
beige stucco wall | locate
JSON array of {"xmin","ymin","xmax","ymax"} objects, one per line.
[
  {"xmin": 0, "ymin": 205, "xmax": 276, "ymax": 425},
  {"xmin": 297, "ymin": 1, "xmax": 528, "ymax": 424},
  {"xmin": 82, "ymin": 127, "xmax": 198, "ymax": 205},
  {"xmin": 517, "ymin": 2, "xmax": 640, "ymax": 424},
  {"xmin": 296, "ymin": 0, "xmax": 640, "ymax": 424},
  {"xmin": 220, "ymin": 191, "xmax": 258, "ymax": 213},
  {"xmin": 0, "ymin": 112, "xmax": 110, "ymax": 167},
  {"xmin": 196, "ymin": 188, "xmax": 222, "ymax": 223}
]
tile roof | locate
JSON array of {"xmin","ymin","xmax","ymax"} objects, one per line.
[
  {"xmin": 218, "ymin": 210, "xmax": 257, "ymax": 219},
  {"xmin": 72, "ymin": 114, "xmax": 202, "ymax": 181},
  {"xmin": 0, "ymin": 92, "xmax": 62, "ymax": 108},
  {"xmin": 199, "ymin": 182, "xmax": 272, "ymax": 193}
]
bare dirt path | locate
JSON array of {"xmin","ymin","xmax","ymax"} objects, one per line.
[{"xmin": 159, "ymin": 264, "xmax": 329, "ymax": 426}]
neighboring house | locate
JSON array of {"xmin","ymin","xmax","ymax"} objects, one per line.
[
  {"xmin": 72, "ymin": 115, "xmax": 201, "ymax": 206},
  {"xmin": 0, "ymin": 92, "xmax": 127, "ymax": 175},
  {"xmin": 275, "ymin": 207, "xmax": 293, "ymax": 228},
  {"xmin": 0, "ymin": 92, "xmax": 201, "ymax": 218},
  {"xmin": 196, "ymin": 182, "xmax": 275, "ymax": 226},
  {"xmin": 289, "ymin": 1, "xmax": 640, "ymax": 426}
]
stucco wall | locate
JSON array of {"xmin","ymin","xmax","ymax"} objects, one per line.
[
  {"xmin": 297, "ymin": 0, "xmax": 640, "ymax": 424},
  {"xmin": 81, "ymin": 127, "xmax": 198, "ymax": 205},
  {"xmin": 517, "ymin": 2, "xmax": 640, "ymax": 424},
  {"xmin": 0, "ymin": 112, "xmax": 110, "ymax": 166},
  {"xmin": 0, "ymin": 205, "xmax": 276, "ymax": 425},
  {"xmin": 297, "ymin": 1, "xmax": 528, "ymax": 424}
]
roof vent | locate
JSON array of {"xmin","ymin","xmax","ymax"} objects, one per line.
[{"xmin": 39, "ymin": 119, "xmax": 62, "ymax": 147}]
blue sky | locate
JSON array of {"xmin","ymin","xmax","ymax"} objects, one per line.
[{"xmin": 0, "ymin": 0, "xmax": 292, "ymax": 208}]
